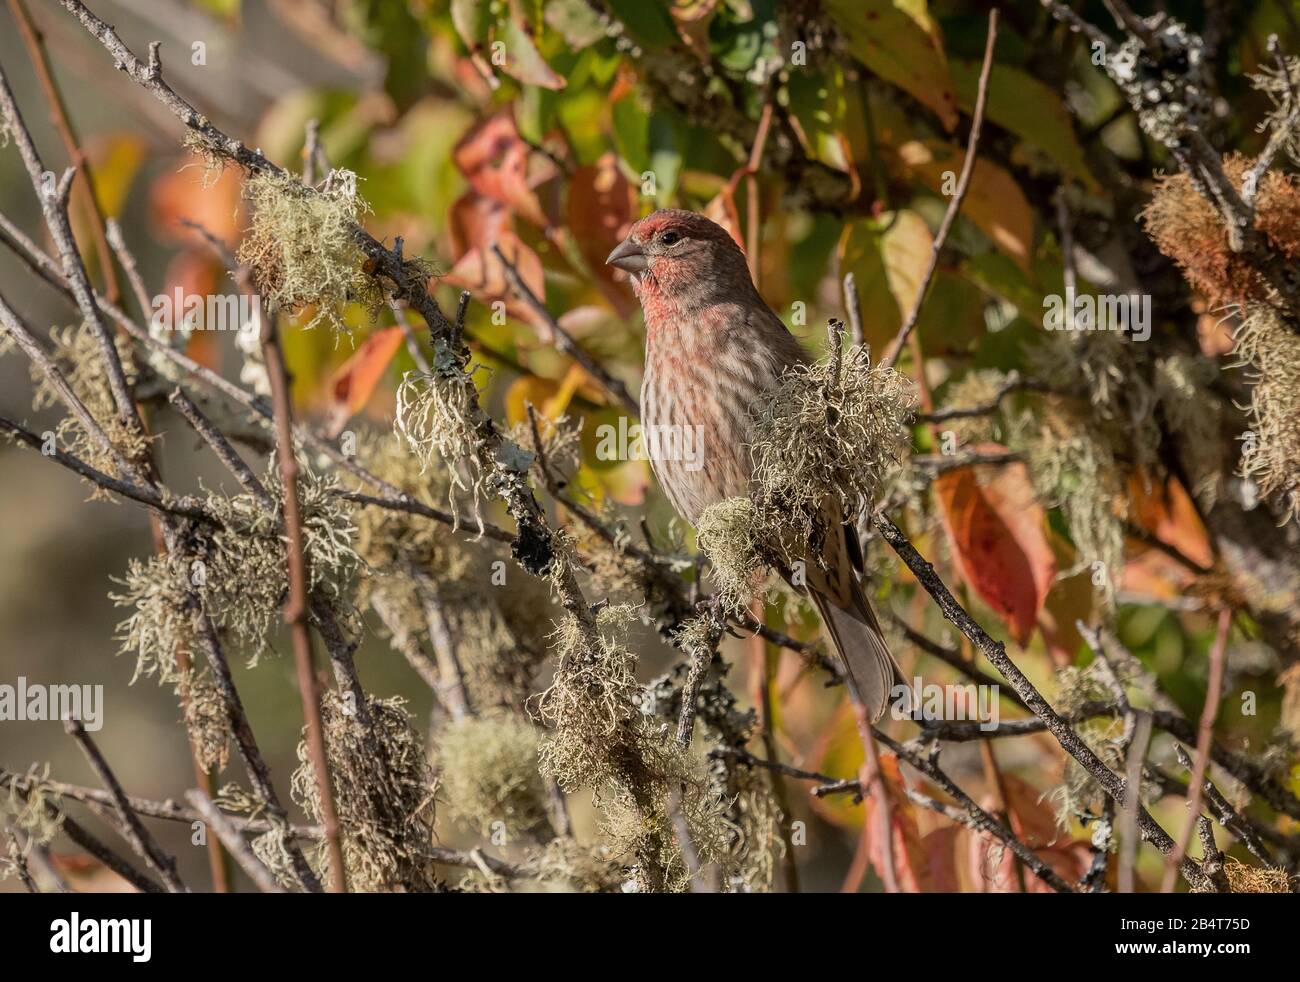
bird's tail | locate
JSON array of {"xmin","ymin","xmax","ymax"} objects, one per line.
[{"xmin": 811, "ymin": 580, "xmax": 905, "ymax": 722}]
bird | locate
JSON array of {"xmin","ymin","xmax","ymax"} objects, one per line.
[{"xmin": 606, "ymin": 209, "xmax": 903, "ymax": 721}]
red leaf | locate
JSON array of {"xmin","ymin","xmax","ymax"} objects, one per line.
[
  {"xmin": 934, "ymin": 444, "xmax": 1056, "ymax": 646},
  {"xmin": 863, "ymin": 753, "xmax": 961, "ymax": 892},
  {"xmin": 443, "ymin": 231, "xmax": 549, "ymax": 338},
  {"xmin": 449, "ymin": 191, "xmax": 511, "ymax": 259},
  {"xmin": 962, "ymin": 774, "xmax": 1091, "ymax": 892},
  {"xmin": 444, "ymin": 230, "xmax": 543, "ymax": 300},
  {"xmin": 324, "ymin": 327, "xmax": 405, "ymax": 437},
  {"xmin": 453, "ymin": 112, "xmax": 548, "ymax": 228},
  {"xmin": 567, "ymin": 153, "xmax": 636, "ymax": 312}
]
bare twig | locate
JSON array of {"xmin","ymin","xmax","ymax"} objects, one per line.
[
  {"xmin": 168, "ymin": 388, "xmax": 273, "ymax": 509},
  {"xmin": 0, "ymin": 768, "xmax": 319, "ymax": 838},
  {"xmin": 874, "ymin": 729, "xmax": 1075, "ymax": 893},
  {"xmin": 842, "ymin": 273, "xmax": 864, "ymax": 348},
  {"xmin": 873, "ymin": 512, "xmax": 1206, "ymax": 888},
  {"xmin": 882, "ymin": 9, "xmax": 998, "ymax": 368},
  {"xmin": 185, "ymin": 790, "xmax": 288, "ymax": 893},
  {"xmin": 0, "ymin": 415, "xmax": 212, "ymax": 522},
  {"xmin": 1119, "ymin": 712, "xmax": 1154, "ymax": 893},
  {"xmin": 916, "ymin": 372, "xmax": 1053, "ymax": 424},
  {"xmin": 64, "ymin": 718, "xmax": 187, "ymax": 893},
  {"xmin": 0, "ymin": 62, "xmax": 143, "ymax": 441},
  {"xmin": 191, "ymin": 615, "xmax": 323, "ymax": 890},
  {"xmin": 491, "ymin": 242, "xmax": 640, "ymax": 418},
  {"xmin": 6, "ymin": 0, "xmax": 120, "ymax": 304}
]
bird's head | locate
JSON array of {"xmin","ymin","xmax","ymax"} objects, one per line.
[{"xmin": 606, "ymin": 209, "xmax": 754, "ymax": 312}]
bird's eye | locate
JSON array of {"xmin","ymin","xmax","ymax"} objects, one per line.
[{"xmin": 661, "ymin": 231, "xmax": 681, "ymax": 245}]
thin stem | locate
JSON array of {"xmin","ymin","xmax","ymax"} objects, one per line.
[
  {"xmin": 1161, "ymin": 607, "xmax": 1231, "ymax": 892},
  {"xmin": 185, "ymin": 790, "xmax": 288, "ymax": 893},
  {"xmin": 882, "ymin": 9, "xmax": 998, "ymax": 369}
]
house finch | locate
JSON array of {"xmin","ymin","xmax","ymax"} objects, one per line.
[{"xmin": 607, "ymin": 209, "xmax": 903, "ymax": 720}]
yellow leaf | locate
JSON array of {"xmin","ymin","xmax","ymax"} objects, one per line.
[{"xmin": 898, "ymin": 139, "xmax": 1034, "ymax": 271}]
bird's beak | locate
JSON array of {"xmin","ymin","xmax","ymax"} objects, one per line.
[{"xmin": 605, "ymin": 237, "xmax": 648, "ymax": 273}]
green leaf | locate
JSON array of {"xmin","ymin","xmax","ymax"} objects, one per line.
[
  {"xmin": 194, "ymin": 0, "xmax": 240, "ymax": 17},
  {"xmin": 612, "ymin": 96, "xmax": 651, "ymax": 175},
  {"xmin": 545, "ymin": 0, "xmax": 608, "ymax": 48},
  {"xmin": 785, "ymin": 66, "xmax": 852, "ymax": 172},
  {"xmin": 499, "ymin": 14, "xmax": 567, "ymax": 90},
  {"xmin": 822, "ymin": 0, "xmax": 958, "ymax": 131},
  {"xmin": 950, "ymin": 60, "xmax": 1100, "ymax": 193},
  {"xmin": 962, "ymin": 252, "xmax": 1044, "ymax": 325},
  {"xmin": 351, "ymin": 0, "xmax": 428, "ymax": 111},
  {"xmin": 648, "ymin": 114, "xmax": 683, "ymax": 206},
  {"xmin": 603, "ymin": 0, "xmax": 679, "ymax": 49}
]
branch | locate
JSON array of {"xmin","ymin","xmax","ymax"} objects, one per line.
[
  {"xmin": 64, "ymin": 718, "xmax": 187, "ymax": 893},
  {"xmin": 916, "ymin": 372, "xmax": 1054, "ymax": 424},
  {"xmin": 191, "ymin": 615, "xmax": 323, "ymax": 891},
  {"xmin": 1161, "ymin": 607, "xmax": 1231, "ymax": 892},
  {"xmin": 872, "ymin": 511, "xmax": 1207, "ymax": 888},
  {"xmin": 257, "ymin": 287, "xmax": 347, "ymax": 893},
  {"xmin": 167, "ymin": 388, "xmax": 274, "ymax": 509},
  {"xmin": 0, "ymin": 59, "xmax": 143, "ymax": 442},
  {"xmin": 6, "ymin": 779, "xmax": 163, "ymax": 893},
  {"xmin": 491, "ymin": 242, "xmax": 641, "ymax": 418},
  {"xmin": 0, "ymin": 415, "xmax": 212, "ymax": 522}
]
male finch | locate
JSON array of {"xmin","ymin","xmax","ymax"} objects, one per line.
[{"xmin": 607, "ymin": 209, "xmax": 903, "ymax": 721}]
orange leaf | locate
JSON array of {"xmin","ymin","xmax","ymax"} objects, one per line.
[
  {"xmin": 150, "ymin": 153, "xmax": 243, "ymax": 245},
  {"xmin": 897, "ymin": 140, "xmax": 1034, "ymax": 272},
  {"xmin": 1128, "ymin": 473, "xmax": 1213, "ymax": 570},
  {"xmin": 934, "ymin": 444, "xmax": 1056, "ymax": 646},
  {"xmin": 505, "ymin": 365, "xmax": 583, "ymax": 428},
  {"xmin": 324, "ymin": 327, "xmax": 405, "ymax": 437}
]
